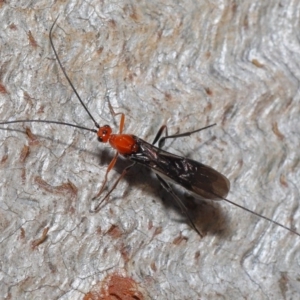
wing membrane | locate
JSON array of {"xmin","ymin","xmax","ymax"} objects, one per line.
[{"xmin": 129, "ymin": 137, "xmax": 230, "ymax": 200}]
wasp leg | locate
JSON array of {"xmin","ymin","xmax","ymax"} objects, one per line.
[
  {"xmin": 92, "ymin": 151, "xmax": 119, "ymax": 202},
  {"xmin": 152, "ymin": 125, "xmax": 168, "ymax": 146},
  {"xmin": 106, "ymin": 96, "xmax": 125, "ymax": 134},
  {"xmin": 156, "ymin": 123, "xmax": 216, "ymax": 149},
  {"xmin": 156, "ymin": 174, "xmax": 203, "ymax": 237},
  {"xmin": 91, "ymin": 162, "xmax": 136, "ymax": 212}
]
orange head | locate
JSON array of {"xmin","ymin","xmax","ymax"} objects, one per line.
[{"xmin": 97, "ymin": 125, "xmax": 112, "ymax": 143}]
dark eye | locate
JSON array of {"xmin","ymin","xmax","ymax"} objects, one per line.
[
  {"xmin": 102, "ymin": 130, "xmax": 107, "ymax": 135},
  {"xmin": 104, "ymin": 125, "xmax": 109, "ymax": 128},
  {"xmin": 98, "ymin": 136, "xmax": 103, "ymax": 142}
]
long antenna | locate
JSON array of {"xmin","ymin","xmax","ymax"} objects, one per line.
[
  {"xmin": 0, "ymin": 18, "xmax": 100, "ymax": 134},
  {"xmin": 49, "ymin": 16, "xmax": 100, "ymax": 129},
  {"xmin": 0, "ymin": 120, "xmax": 97, "ymax": 133}
]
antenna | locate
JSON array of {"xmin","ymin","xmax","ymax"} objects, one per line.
[{"xmin": 49, "ymin": 16, "xmax": 100, "ymax": 129}]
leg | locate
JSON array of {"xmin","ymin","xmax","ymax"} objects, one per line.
[
  {"xmin": 156, "ymin": 174, "xmax": 203, "ymax": 237},
  {"xmin": 152, "ymin": 125, "xmax": 168, "ymax": 146},
  {"xmin": 92, "ymin": 97, "xmax": 126, "ymax": 198},
  {"xmin": 157, "ymin": 123, "xmax": 216, "ymax": 149},
  {"xmin": 92, "ymin": 98, "xmax": 128, "ymax": 207},
  {"xmin": 92, "ymin": 151, "xmax": 119, "ymax": 201},
  {"xmin": 91, "ymin": 162, "xmax": 136, "ymax": 212},
  {"xmin": 106, "ymin": 96, "xmax": 125, "ymax": 134}
]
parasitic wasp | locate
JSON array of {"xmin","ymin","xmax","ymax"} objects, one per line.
[{"xmin": 0, "ymin": 17, "xmax": 299, "ymax": 237}]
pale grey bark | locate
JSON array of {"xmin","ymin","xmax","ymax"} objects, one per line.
[{"xmin": 1, "ymin": 0, "xmax": 300, "ymax": 299}]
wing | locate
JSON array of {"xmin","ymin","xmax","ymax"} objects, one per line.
[
  {"xmin": 129, "ymin": 137, "xmax": 230, "ymax": 200},
  {"xmin": 181, "ymin": 158, "xmax": 230, "ymax": 200}
]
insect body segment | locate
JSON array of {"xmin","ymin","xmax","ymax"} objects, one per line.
[
  {"xmin": 97, "ymin": 125, "xmax": 112, "ymax": 143},
  {"xmin": 109, "ymin": 134, "xmax": 139, "ymax": 155}
]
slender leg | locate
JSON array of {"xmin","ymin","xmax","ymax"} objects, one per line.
[
  {"xmin": 152, "ymin": 125, "xmax": 168, "ymax": 146},
  {"xmin": 92, "ymin": 97, "xmax": 127, "ymax": 203},
  {"xmin": 92, "ymin": 151, "xmax": 119, "ymax": 201},
  {"xmin": 153, "ymin": 123, "xmax": 216, "ymax": 236},
  {"xmin": 106, "ymin": 96, "xmax": 125, "ymax": 134},
  {"xmin": 156, "ymin": 174, "xmax": 202, "ymax": 237},
  {"xmin": 157, "ymin": 123, "xmax": 216, "ymax": 148},
  {"xmin": 91, "ymin": 162, "xmax": 136, "ymax": 212}
]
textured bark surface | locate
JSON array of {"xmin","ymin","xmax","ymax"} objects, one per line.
[{"xmin": 1, "ymin": 1, "xmax": 300, "ymax": 299}]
